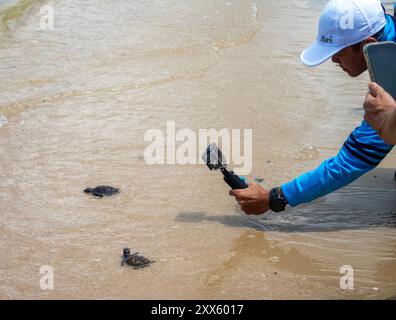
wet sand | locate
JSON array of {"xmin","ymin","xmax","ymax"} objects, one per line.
[{"xmin": 0, "ymin": 0, "xmax": 396, "ymax": 299}]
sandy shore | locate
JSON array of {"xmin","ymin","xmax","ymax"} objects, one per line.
[{"xmin": 1, "ymin": 0, "xmax": 395, "ymax": 299}]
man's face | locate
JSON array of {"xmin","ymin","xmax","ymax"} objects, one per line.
[{"xmin": 331, "ymin": 45, "xmax": 367, "ymax": 77}]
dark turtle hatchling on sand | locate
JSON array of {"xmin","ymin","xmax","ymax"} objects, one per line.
[
  {"xmin": 121, "ymin": 248, "xmax": 154, "ymax": 269},
  {"xmin": 84, "ymin": 185, "xmax": 119, "ymax": 198}
]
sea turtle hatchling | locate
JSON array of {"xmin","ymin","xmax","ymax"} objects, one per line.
[
  {"xmin": 121, "ymin": 247, "xmax": 155, "ymax": 269},
  {"xmin": 84, "ymin": 185, "xmax": 119, "ymax": 198}
]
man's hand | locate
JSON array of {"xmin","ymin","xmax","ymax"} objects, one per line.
[
  {"xmin": 229, "ymin": 182, "xmax": 270, "ymax": 215},
  {"xmin": 364, "ymin": 82, "xmax": 396, "ymax": 145}
]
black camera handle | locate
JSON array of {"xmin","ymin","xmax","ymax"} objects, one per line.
[{"xmin": 220, "ymin": 168, "xmax": 248, "ymax": 190}]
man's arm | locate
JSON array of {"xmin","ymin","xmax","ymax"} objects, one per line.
[
  {"xmin": 281, "ymin": 120, "xmax": 393, "ymax": 207},
  {"xmin": 230, "ymin": 120, "xmax": 393, "ymax": 214}
]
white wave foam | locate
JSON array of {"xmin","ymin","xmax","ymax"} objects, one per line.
[
  {"xmin": 251, "ymin": 1, "xmax": 258, "ymax": 24},
  {"xmin": 0, "ymin": 114, "xmax": 8, "ymax": 128}
]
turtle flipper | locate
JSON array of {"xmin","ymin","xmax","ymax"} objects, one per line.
[
  {"xmin": 93, "ymin": 191, "xmax": 104, "ymax": 198},
  {"xmin": 133, "ymin": 263, "xmax": 148, "ymax": 270},
  {"xmin": 84, "ymin": 188, "xmax": 93, "ymax": 193}
]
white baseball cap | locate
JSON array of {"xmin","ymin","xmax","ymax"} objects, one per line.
[{"xmin": 301, "ymin": 0, "xmax": 386, "ymax": 66}]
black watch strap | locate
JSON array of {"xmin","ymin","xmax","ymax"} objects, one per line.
[{"xmin": 269, "ymin": 187, "xmax": 288, "ymax": 213}]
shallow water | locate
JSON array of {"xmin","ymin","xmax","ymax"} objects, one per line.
[{"xmin": 0, "ymin": 0, "xmax": 396, "ymax": 299}]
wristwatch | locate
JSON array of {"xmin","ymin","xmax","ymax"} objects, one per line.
[{"xmin": 269, "ymin": 187, "xmax": 288, "ymax": 212}]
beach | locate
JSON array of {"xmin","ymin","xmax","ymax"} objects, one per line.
[{"xmin": 0, "ymin": 0, "xmax": 396, "ymax": 299}]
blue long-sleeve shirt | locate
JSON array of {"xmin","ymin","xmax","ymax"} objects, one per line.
[
  {"xmin": 281, "ymin": 13, "xmax": 396, "ymax": 207},
  {"xmin": 282, "ymin": 121, "xmax": 393, "ymax": 206}
]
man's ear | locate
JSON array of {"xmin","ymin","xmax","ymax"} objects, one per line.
[
  {"xmin": 359, "ymin": 37, "xmax": 378, "ymax": 54},
  {"xmin": 364, "ymin": 37, "xmax": 378, "ymax": 45}
]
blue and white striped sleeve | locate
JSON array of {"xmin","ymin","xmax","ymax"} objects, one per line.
[{"xmin": 281, "ymin": 120, "xmax": 394, "ymax": 207}]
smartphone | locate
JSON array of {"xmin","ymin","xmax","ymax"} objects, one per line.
[{"xmin": 363, "ymin": 41, "xmax": 396, "ymax": 99}]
